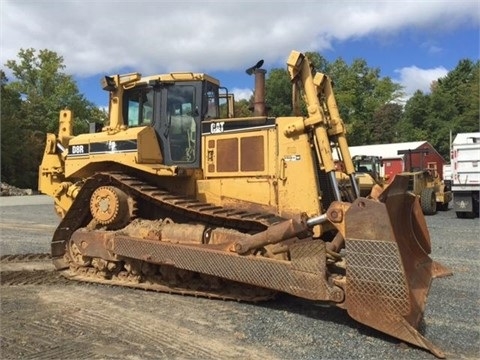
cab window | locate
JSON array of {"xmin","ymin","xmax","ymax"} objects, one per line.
[
  {"xmin": 204, "ymin": 82, "xmax": 219, "ymax": 119},
  {"xmin": 124, "ymin": 87, "xmax": 154, "ymax": 127}
]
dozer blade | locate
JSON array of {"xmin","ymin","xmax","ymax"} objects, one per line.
[{"xmin": 343, "ymin": 175, "xmax": 451, "ymax": 358}]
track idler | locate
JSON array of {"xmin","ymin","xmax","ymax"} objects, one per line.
[{"xmin": 337, "ymin": 174, "xmax": 452, "ymax": 358}]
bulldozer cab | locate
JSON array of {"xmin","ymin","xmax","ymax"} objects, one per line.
[
  {"xmin": 351, "ymin": 155, "xmax": 385, "ymax": 197},
  {"xmin": 352, "ymin": 155, "xmax": 382, "ymax": 181},
  {"xmin": 118, "ymin": 74, "xmax": 228, "ymax": 167}
]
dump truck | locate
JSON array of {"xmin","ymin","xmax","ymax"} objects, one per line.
[
  {"xmin": 38, "ymin": 51, "xmax": 450, "ymax": 358},
  {"xmin": 451, "ymin": 132, "xmax": 480, "ymax": 218}
]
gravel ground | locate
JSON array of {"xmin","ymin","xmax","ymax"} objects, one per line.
[
  {"xmin": 0, "ymin": 196, "xmax": 479, "ymax": 360},
  {"xmin": 0, "ymin": 195, "xmax": 59, "ymax": 255}
]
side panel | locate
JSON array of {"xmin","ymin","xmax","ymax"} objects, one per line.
[
  {"xmin": 451, "ymin": 133, "xmax": 480, "ymax": 215},
  {"xmin": 203, "ymin": 129, "xmax": 273, "ymax": 177},
  {"xmin": 452, "ymin": 142, "xmax": 480, "ymax": 191},
  {"xmin": 199, "ymin": 126, "xmax": 277, "ymax": 213},
  {"xmin": 198, "ymin": 117, "xmax": 322, "ymax": 223},
  {"xmin": 65, "ymin": 127, "xmax": 168, "ymax": 178},
  {"xmin": 275, "ymin": 117, "xmax": 322, "ymax": 221}
]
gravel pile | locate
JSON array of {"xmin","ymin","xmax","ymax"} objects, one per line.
[{"xmin": 0, "ymin": 182, "xmax": 33, "ymax": 196}]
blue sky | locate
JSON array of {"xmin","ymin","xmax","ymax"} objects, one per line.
[{"xmin": 2, "ymin": 1, "xmax": 479, "ymax": 108}]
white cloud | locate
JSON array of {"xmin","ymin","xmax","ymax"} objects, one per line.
[
  {"xmin": 394, "ymin": 65, "xmax": 449, "ymax": 99},
  {"xmin": 1, "ymin": 0, "xmax": 478, "ymax": 78},
  {"xmin": 231, "ymin": 87, "xmax": 253, "ymax": 101},
  {"xmin": 421, "ymin": 41, "xmax": 444, "ymax": 55}
]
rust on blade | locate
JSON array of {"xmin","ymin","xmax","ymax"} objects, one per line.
[
  {"xmin": 431, "ymin": 260, "xmax": 453, "ymax": 279},
  {"xmin": 343, "ymin": 175, "xmax": 451, "ymax": 358}
]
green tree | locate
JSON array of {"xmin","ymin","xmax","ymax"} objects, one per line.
[
  {"xmin": 265, "ymin": 68, "xmax": 292, "ymax": 117},
  {"xmin": 234, "ymin": 99, "xmax": 252, "ymax": 117},
  {"xmin": 425, "ymin": 87, "xmax": 458, "ymax": 158},
  {"xmin": 2, "ymin": 48, "xmax": 106, "ymax": 189},
  {"xmin": 1, "ymin": 71, "xmax": 25, "ymax": 186},
  {"xmin": 437, "ymin": 59, "xmax": 479, "ymax": 135},
  {"xmin": 5, "ymin": 48, "xmax": 104, "ymax": 134},
  {"xmin": 398, "ymin": 59, "xmax": 479, "ymax": 159},
  {"xmin": 305, "ymin": 52, "xmax": 329, "ymax": 73},
  {"xmin": 326, "ymin": 57, "xmax": 403, "ymax": 145},
  {"xmin": 397, "ymin": 90, "xmax": 431, "ymax": 141},
  {"xmin": 372, "ymin": 103, "xmax": 403, "ymax": 143}
]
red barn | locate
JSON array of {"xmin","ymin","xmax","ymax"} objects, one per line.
[{"xmin": 347, "ymin": 141, "xmax": 446, "ymax": 183}]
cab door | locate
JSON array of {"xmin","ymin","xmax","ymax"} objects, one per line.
[{"xmin": 155, "ymin": 83, "xmax": 201, "ymax": 168}]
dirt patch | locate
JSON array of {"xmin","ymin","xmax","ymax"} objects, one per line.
[{"xmin": 1, "ymin": 282, "xmax": 278, "ymax": 360}]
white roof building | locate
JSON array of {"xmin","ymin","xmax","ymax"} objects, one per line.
[
  {"xmin": 335, "ymin": 140, "xmax": 447, "ymax": 180},
  {"xmin": 347, "ymin": 141, "xmax": 428, "ymax": 159},
  {"xmin": 452, "ymin": 132, "xmax": 480, "ymax": 145}
]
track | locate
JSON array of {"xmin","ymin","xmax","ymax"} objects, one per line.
[
  {"xmin": 0, "ymin": 253, "xmax": 68, "ymax": 286},
  {"xmin": 52, "ymin": 171, "xmax": 285, "ymax": 263},
  {"xmin": 48, "ymin": 171, "xmax": 287, "ymax": 301}
]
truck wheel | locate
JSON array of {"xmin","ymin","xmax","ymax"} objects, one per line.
[
  {"xmin": 437, "ymin": 202, "xmax": 449, "ymax": 211},
  {"xmin": 421, "ymin": 188, "xmax": 437, "ymax": 215}
]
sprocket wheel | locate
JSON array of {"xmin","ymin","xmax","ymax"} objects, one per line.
[
  {"xmin": 90, "ymin": 186, "xmax": 135, "ymax": 229},
  {"xmin": 67, "ymin": 239, "xmax": 91, "ymax": 267}
]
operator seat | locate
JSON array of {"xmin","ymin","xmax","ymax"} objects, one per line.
[{"xmin": 169, "ymin": 105, "xmax": 195, "ymax": 161}]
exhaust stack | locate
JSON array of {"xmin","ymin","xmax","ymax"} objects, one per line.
[{"xmin": 246, "ymin": 60, "xmax": 267, "ymax": 116}]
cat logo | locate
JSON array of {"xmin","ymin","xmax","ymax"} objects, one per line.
[{"xmin": 210, "ymin": 122, "xmax": 225, "ymax": 134}]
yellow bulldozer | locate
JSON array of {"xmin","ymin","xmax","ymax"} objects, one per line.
[
  {"xmin": 38, "ymin": 51, "xmax": 450, "ymax": 358},
  {"xmin": 351, "ymin": 154, "xmax": 387, "ymax": 197}
]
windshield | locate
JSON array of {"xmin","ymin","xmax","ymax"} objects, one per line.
[{"xmin": 355, "ymin": 162, "xmax": 373, "ymax": 173}]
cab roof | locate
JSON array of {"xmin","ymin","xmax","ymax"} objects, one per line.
[{"xmin": 140, "ymin": 72, "xmax": 220, "ymax": 86}]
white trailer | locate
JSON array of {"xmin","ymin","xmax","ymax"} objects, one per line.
[{"xmin": 451, "ymin": 132, "xmax": 480, "ymax": 218}]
